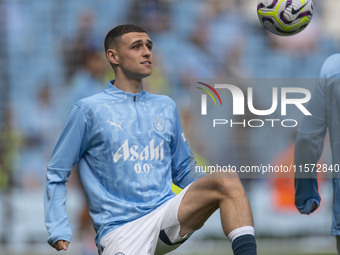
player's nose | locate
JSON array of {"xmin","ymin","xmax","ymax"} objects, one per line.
[{"xmin": 142, "ymin": 45, "xmax": 151, "ymax": 56}]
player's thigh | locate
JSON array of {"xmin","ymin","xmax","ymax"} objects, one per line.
[
  {"xmin": 100, "ymin": 222, "xmax": 160, "ymax": 255},
  {"xmin": 178, "ymin": 174, "xmax": 242, "ymax": 234},
  {"xmin": 100, "ymin": 203, "xmax": 170, "ymax": 255}
]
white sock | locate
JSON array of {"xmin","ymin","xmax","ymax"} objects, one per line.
[{"xmin": 227, "ymin": 226, "xmax": 255, "ymax": 243}]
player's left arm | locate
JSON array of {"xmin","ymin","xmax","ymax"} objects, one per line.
[{"xmin": 170, "ymin": 106, "xmax": 205, "ymax": 189}]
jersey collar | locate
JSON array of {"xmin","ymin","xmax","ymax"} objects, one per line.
[{"xmin": 104, "ymin": 80, "xmax": 147, "ymax": 99}]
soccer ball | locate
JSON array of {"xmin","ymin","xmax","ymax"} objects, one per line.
[{"xmin": 257, "ymin": 0, "xmax": 314, "ymax": 36}]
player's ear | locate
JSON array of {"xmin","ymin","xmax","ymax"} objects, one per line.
[{"xmin": 106, "ymin": 49, "xmax": 119, "ymax": 65}]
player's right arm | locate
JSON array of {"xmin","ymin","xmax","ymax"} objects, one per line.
[{"xmin": 44, "ymin": 104, "xmax": 89, "ymax": 249}]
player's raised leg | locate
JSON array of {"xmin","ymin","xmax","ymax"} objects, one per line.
[{"xmin": 178, "ymin": 174, "xmax": 256, "ymax": 255}]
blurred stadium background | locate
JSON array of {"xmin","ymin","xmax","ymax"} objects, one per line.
[{"xmin": 0, "ymin": 0, "xmax": 340, "ymax": 254}]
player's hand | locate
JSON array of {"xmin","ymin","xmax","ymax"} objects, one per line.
[{"xmin": 53, "ymin": 240, "xmax": 70, "ymax": 251}]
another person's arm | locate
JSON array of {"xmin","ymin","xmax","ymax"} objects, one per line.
[{"xmin": 294, "ymin": 76, "xmax": 327, "ymax": 214}]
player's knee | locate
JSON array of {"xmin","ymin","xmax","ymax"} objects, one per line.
[{"xmin": 213, "ymin": 177, "xmax": 246, "ymax": 200}]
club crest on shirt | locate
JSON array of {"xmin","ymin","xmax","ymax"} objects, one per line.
[{"xmin": 152, "ymin": 117, "xmax": 166, "ymax": 134}]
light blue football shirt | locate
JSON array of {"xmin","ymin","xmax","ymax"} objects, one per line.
[
  {"xmin": 44, "ymin": 80, "xmax": 204, "ymax": 248},
  {"xmin": 295, "ymin": 54, "xmax": 340, "ymax": 235}
]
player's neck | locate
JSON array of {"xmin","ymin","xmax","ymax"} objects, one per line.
[{"xmin": 113, "ymin": 75, "xmax": 143, "ymax": 94}]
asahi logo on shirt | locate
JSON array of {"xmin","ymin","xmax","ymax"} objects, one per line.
[{"xmin": 113, "ymin": 139, "xmax": 164, "ymax": 163}]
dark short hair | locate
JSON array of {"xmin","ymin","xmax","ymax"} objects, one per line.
[{"xmin": 104, "ymin": 24, "xmax": 146, "ymax": 52}]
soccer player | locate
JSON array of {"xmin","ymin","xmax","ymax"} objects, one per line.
[
  {"xmin": 295, "ymin": 54, "xmax": 340, "ymax": 255},
  {"xmin": 44, "ymin": 24, "xmax": 257, "ymax": 255}
]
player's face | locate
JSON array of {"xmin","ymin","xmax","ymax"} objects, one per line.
[{"xmin": 116, "ymin": 32, "xmax": 153, "ymax": 80}]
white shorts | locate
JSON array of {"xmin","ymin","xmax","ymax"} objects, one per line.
[{"xmin": 100, "ymin": 185, "xmax": 192, "ymax": 255}]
